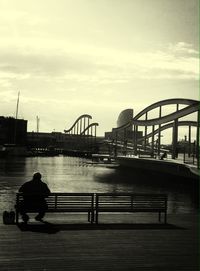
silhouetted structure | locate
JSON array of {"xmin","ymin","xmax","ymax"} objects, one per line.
[
  {"xmin": 0, "ymin": 116, "xmax": 27, "ymax": 145},
  {"xmin": 105, "ymin": 109, "xmax": 143, "ymax": 142},
  {"xmin": 104, "ymin": 99, "xmax": 199, "ymax": 167}
]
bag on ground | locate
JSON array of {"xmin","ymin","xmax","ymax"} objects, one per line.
[{"xmin": 3, "ymin": 211, "xmax": 15, "ymax": 224}]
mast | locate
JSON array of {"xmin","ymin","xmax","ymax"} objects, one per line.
[
  {"xmin": 14, "ymin": 91, "xmax": 20, "ymax": 144},
  {"xmin": 36, "ymin": 116, "xmax": 40, "ymax": 133},
  {"xmin": 15, "ymin": 91, "xmax": 20, "ymax": 120}
]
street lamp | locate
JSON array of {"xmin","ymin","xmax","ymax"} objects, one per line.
[{"xmin": 156, "ymin": 134, "xmax": 163, "ymax": 158}]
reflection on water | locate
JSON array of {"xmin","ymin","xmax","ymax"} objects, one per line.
[{"xmin": 0, "ymin": 156, "xmax": 198, "ymax": 214}]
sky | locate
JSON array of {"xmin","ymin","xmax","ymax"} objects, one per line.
[{"xmin": 0, "ymin": 0, "xmax": 199, "ymax": 140}]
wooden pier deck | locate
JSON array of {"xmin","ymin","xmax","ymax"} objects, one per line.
[{"xmin": 0, "ymin": 213, "xmax": 198, "ymax": 271}]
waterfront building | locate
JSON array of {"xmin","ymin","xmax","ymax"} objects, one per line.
[
  {"xmin": 117, "ymin": 109, "xmax": 133, "ymax": 128},
  {"xmin": 27, "ymin": 131, "xmax": 104, "ymax": 153},
  {"xmin": 0, "ymin": 116, "xmax": 27, "ymax": 146},
  {"xmin": 105, "ymin": 109, "xmax": 143, "ymax": 141}
]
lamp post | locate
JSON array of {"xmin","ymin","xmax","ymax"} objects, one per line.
[
  {"xmin": 156, "ymin": 134, "xmax": 163, "ymax": 159},
  {"xmin": 183, "ymin": 135, "xmax": 187, "ymax": 163}
]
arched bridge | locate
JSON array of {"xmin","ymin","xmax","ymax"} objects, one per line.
[
  {"xmin": 64, "ymin": 114, "xmax": 98, "ymax": 137},
  {"xmin": 64, "ymin": 114, "xmax": 99, "ymax": 155},
  {"xmin": 110, "ymin": 98, "xmax": 199, "ymax": 162}
]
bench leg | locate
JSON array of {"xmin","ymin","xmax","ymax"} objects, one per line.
[
  {"xmin": 164, "ymin": 212, "xmax": 167, "ymax": 224},
  {"xmin": 88, "ymin": 212, "xmax": 91, "ymax": 222},
  {"xmin": 158, "ymin": 212, "xmax": 161, "ymax": 222},
  {"xmin": 88, "ymin": 211, "xmax": 94, "ymax": 224},
  {"xmin": 91, "ymin": 211, "xmax": 94, "ymax": 224},
  {"xmin": 16, "ymin": 210, "xmax": 19, "ymax": 225},
  {"xmin": 95, "ymin": 212, "xmax": 98, "ymax": 224}
]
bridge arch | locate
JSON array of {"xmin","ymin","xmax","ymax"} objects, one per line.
[
  {"xmin": 64, "ymin": 114, "xmax": 92, "ymax": 135},
  {"xmin": 64, "ymin": 115, "xmax": 99, "ymax": 154},
  {"xmin": 112, "ymin": 98, "xmax": 199, "ymax": 161},
  {"xmin": 134, "ymin": 98, "xmax": 198, "ymax": 120},
  {"xmin": 81, "ymin": 123, "xmax": 99, "ymax": 137}
]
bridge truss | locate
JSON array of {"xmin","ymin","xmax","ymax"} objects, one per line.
[
  {"xmin": 64, "ymin": 114, "xmax": 99, "ymax": 152},
  {"xmin": 111, "ymin": 99, "xmax": 200, "ymax": 166}
]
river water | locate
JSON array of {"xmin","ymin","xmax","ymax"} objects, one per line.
[{"xmin": 0, "ymin": 156, "xmax": 198, "ymax": 214}]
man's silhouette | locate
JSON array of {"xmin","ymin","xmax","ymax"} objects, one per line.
[{"xmin": 18, "ymin": 172, "xmax": 50, "ymax": 223}]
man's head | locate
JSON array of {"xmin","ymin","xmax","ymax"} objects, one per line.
[{"xmin": 33, "ymin": 172, "xmax": 42, "ymax": 181}]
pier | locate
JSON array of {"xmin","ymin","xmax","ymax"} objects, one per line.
[
  {"xmin": 116, "ymin": 155, "xmax": 199, "ymax": 179},
  {"xmin": 0, "ymin": 213, "xmax": 198, "ymax": 270}
]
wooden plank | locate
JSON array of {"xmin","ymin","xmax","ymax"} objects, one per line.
[{"xmin": 0, "ymin": 214, "xmax": 198, "ymax": 270}]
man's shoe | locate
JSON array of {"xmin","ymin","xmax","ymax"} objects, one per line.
[
  {"xmin": 35, "ymin": 216, "xmax": 44, "ymax": 222},
  {"xmin": 22, "ymin": 214, "xmax": 29, "ymax": 223}
]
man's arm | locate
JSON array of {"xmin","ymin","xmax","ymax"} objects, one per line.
[
  {"xmin": 43, "ymin": 184, "xmax": 51, "ymax": 197},
  {"xmin": 19, "ymin": 184, "xmax": 24, "ymax": 192}
]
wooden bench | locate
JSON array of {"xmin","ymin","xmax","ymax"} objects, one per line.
[
  {"xmin": 95, "ymin": 193, "xmax": 168, "ymax": 224},
  {"xmin": 15, "ymin": 192, "xmax": 95, "ymax": 224}
]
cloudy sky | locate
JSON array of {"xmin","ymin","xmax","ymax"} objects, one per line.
[{"xmin": 0, "ymin": 0, "xmax": 199, "ymax": 137}]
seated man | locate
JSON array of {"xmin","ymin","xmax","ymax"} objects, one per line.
[
  {"xmin": 160, "ymin": 151, "xmax": 167, "ymax": 160},
  {"xmin": 18, "ymin": 172, "xmax": 51, "ymax": 223}
]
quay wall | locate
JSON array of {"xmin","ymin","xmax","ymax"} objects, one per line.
[{"xmin": 116, "ymin": 156, "xmax": 198, "ymax": 180}]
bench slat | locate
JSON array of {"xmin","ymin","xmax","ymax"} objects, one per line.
[
  {"xmin": 95, "ymin": 193, "xmax": 167, "ymax": 224},
  {"xmin": 15, "ymin": 192, "xmax": 167, "ymax": 225},
  {"xmin": 15, "ymin": 192, "xmax": 95, "ymax": 224}
]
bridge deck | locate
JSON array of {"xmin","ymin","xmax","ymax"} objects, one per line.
[
  {"xmin": 0, "ymin": 213, "xmax": 198, "ymax": 270},
  {"xmin": 116, "ymin": 155, "xmax": 199, "ymax": 179}
]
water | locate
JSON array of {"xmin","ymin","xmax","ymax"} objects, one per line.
[{"xmin": 0, "ymin": 156, "xmax": 198, "ymax": 214}]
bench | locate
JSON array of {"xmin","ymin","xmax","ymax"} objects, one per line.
[
  {"xmin": 15, "ymin": 192, "xmax": 168, "ymax": 224},
  {"xmin": 15, "ymin": 192, "xmax": 95, "ymax": 224},
  {"xmin": 95, "ymin": 193, "xmax": 167, "ymax": 224}
]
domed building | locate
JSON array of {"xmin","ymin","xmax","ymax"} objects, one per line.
[{"xmin": 105, "ymin": 109, "xmax": 143, "ymax": 141}]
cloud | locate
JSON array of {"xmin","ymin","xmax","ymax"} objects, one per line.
[
  {"xmin": 0, "ymin": 39, "xmax": 198, "ymax": 94},
  {"xmin": 168, "ymin": 42, "xmax": 199, "ymax": 56},
  {"xmin": 0, "ymin": 40, "xmax": 198, "ymax": 134}
]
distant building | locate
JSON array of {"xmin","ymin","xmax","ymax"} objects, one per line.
[
  {"xmin": 117, "ymin": 109, "xmax": 133, "ymax": 130},
  {"xmin": 0, "ymin": 117, "xmax": 27, "ymax": 146},
  {"xmin": 105, "ymin": 109, "xmax": 142, "ymax": 141},
  {"xmin": 27, "ymin": 131, "xmax": 104, "ymax": 151},
  {"xmin": 27, "ymin": 132, "xmax": 56, "ymax": 149}
]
